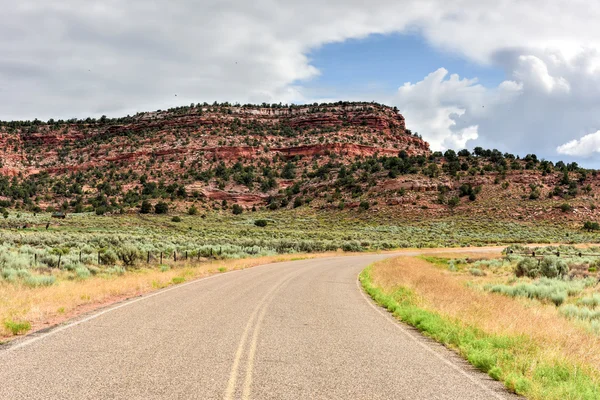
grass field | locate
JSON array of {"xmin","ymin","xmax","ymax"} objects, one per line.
[
  {"xmin": 361, "ymin": 250, "xmax": 600, "ymax": 399},
  {"xmin": 1, "ymin": 208, "xmax": 599, "ymax": 342}
]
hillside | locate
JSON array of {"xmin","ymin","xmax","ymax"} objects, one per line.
[{"xmin": 0, "ymin": 101, "xmax": 599, "ymax": 226}]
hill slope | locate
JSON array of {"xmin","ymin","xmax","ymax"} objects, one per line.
[{"xmin": 0, "ymin": 101, "xmax": 599, "ymax": 226}]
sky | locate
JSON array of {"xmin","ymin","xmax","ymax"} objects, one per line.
[{"xmin": 3, "ymin": 1, "xmax": 600, "ymax": 166}]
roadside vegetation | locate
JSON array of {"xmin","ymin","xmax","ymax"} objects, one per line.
[
  {"xmin": 362, "ymin": 247, "xmax": 600, "ymax": 399},
  {"xmin": 1, "ymin": 206, "xmax": 600, "ymax": 339}
]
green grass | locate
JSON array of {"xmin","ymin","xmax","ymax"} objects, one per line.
[
  {"xmin": 218, "ymin": 267, "xmax": 227, "ymax": 273},
  {"xmin": 171, "ymin": 276, "xmax": 185, "ymax": 284},
  {"xmin": 3, "ymin": 320, "xmax": 32, "ymax": 335},
  {"xmin": 359, "ymin": 265, "xmax": 600, "ymax": 399}
]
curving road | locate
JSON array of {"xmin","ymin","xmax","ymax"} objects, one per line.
[{"xmin": 1, "ymin": 253, "xmax": 517, "ymax": 399}]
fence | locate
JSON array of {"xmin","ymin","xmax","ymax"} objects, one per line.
[{"xmin": 29, "ymin": 246, "xmax": 264, "ymax": 269}]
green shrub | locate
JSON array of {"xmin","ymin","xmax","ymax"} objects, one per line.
[
  {"xmin": 23, "ymin": 275, "xmax": 56, "ymax": 288},
  {"xmin": 154, "ymin": 202, "xmax": 169, "ymax": 214},
  {"xmin": 99, "ymin": 249, "xmax": 118, "ymax": 265},
  {"xmin": 172, "ymin": 276, "xmax": 185, "ymax": 284},
  {"xmin": 75, "ymin": 266, "xmax": 91, "ymax": 279},
  {"xmin": 359, "ymin": 201, "xmax": 370, "ymax": 211},
  {"xmin": 487, "ymin": 278, "xmax": 588, "ymax": 305},
  {"xmin": 254, "ymin": 219, "xmax": 268, "ymax": 227},
  {"xmin": 171, "ymin": 216, "xmax": 182, "ymax": 222},
  {"xmin": 232, "ymin": 204, "xmax": 243, "ymax": 215},
  {"xmin": 549, "ymin": 291, "xmax": 567, "ymax": 306},
  {"xmin": 577, "ymin": 294, "xmax": 600, "ymax": 309},
  {"xmin": 539, "ymin": 256, "xmax": 569, "ymax": 278},
  {"xmin": 187, "ymin": 206, "xmax": 198, "ymax": 215},
  {"xmin": 515, "ymin": 257, "xmax": 540, "ymax": 278},
  {"xmin": 106, "ymin": 266, "xmax": 126, "ymax": 276},
  {"xmin": 140, "ymin": 200, "xmax": 152, "ymax": 214},
  {"xmin": 4, "ymin": 320, "xmax": 31, "ymax": 335},
  {"xmin": 469, "ymin": 268, "xmax": 485, "ymax": 276},
  {"xmin": 560, "ymin": 304, "xmax": 600, "ymax": 321},
  {"xmin": 560, "ymin": 203, "xmax": 573, "ymax": 213},
  {"xmin": 116, "ymin": 245, "xmax": 141, "ymax": 267}
]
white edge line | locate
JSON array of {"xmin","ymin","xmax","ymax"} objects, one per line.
[{"xmin": 356, "ymin": 275, "xmax": 507, "ymax": 400}]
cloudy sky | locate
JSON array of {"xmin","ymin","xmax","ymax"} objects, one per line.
[{"xmin": 3, "ymin": 1, "xmax": 600, "ymax": 165}]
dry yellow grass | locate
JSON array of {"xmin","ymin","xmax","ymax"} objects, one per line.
[
  {"xmin": 371, "ymin": 255, "xmax": 600, "ymax": 370},
  {"xmin": 0, "ymin": 252, "xmax": 346, "ymax": 340}
]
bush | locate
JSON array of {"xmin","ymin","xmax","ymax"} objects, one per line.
[
  {"xmin": 293, "ymin": 197, "xmax": 303, "ymax": 208},
  {"xmin": 359, "ymin": 201, "xmax": 370, "ymax": 211},
  {"xmin": 515, "ymin": 257, "xmax": 540, "ymax": 278},
  {"xmin": 95, "ymin": 206, "xmax": 107, "ymax": 216},
  {"xmin": 75, "ymin": 266, "xmax": 91, "ymax": 280},
  {"xmin": 560, "ymin": 203, "xmax": 573, "ymax": 213},
  {"xmin": 232, "ymin": 204, "xmax": 243, "ymax": 215},
  {"xmin": 171, "ymin": 216, "xmax": 182, "ymax": 222},
  {"xmin": 487, "ymin": 278, "xmax": 589, "ymax": 306},
  {"xmin": 578, "ymin": 294, "xmax": 600, "ymax": 309},
  {"xmin": 254, "ymin": 219, "xmax": 268, "ymax": 227},
  {"xmin": 140, "ymin": 200, "xmax": 152, "ymax": 214},
  {"xmin": 154, "ymin": 202, "xmax": 169, "ymax": 214},
  {"xmin": 447, "ymin": 196, "xmax": 460, "ymax": 209},
  {"xmin": 106, "ymin": 266, "xmax": 126, "ymax": 276},
  {"xmin": 116, "ymin": 246, "xmax": 141, "ymax": 267},
  {"xmin": 539, "ymin": 256, "xmax": 569, "ymax": 278},
  {"xmin": 99, "ymin": 249, "xmax": 118, "ymax": 265},
  {"xmin": 188, "ymin": 205, "xmax": 198, "ymax": 215},
  {"xmin": 583, "ymin": 221, "xmax": 600, "ymax": 232},
  {"xmin": 4, "ymin": 320, "xmax": 31, "ymax": 335},
  {"xmin": 23, "ymin": 275, "xmax": 56, "ymax": 288},
  {"xmin": 469, "ymin": 268, "xmax": 485, "ymax": 276},
  {"xmin": 550, "ymin": 291, "xmax": 567, "ymax": 306}
]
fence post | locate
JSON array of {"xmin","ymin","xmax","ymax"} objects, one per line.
[
  {"xmin": 185, "ymin": 251, "xmax": 188, "ymax": 261},
  {"xmin": 160, "ymin": 252, "xmax": 163, "ymax": 264},
  {"xmin": 79, "ymin": 251, "xmax": 82, "ymax": 263},
  {"xmin": 98, "ymin": 252, "xmax": 101, "ymax": 265},
  {"xmin": 58, "ymin": 254, "xmax": 62, "ymax": 269},
  {"xmin": 147, "ymin": 251, "xmax": 150, "ymax": 264},
  {"xmin": 34, "ymin": 253, "xmax": 37, "ymax": 266},
  {"xmin": 174, "ymin": 251, "xmax": 177, "ymax": 262}
]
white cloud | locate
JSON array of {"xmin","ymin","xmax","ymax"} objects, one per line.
[
  {"xmin": 391, "ymin": 68, "xmax": 521, "ymax": 151},
  {"xmin": 390, "ymin": 50, "xmax": 600, "ymax": 163},
  {"xmin": 557, "ymin": 131, "xmax": 600, "ymax": 157},
  {"xmin": 2, "ymin": 1, "xmax": 600, "ymax": 164}
]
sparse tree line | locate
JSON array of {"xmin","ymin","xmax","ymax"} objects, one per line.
[{"xmin": 0, "ymin": 143, "xmax": 597, "ymax": 217}]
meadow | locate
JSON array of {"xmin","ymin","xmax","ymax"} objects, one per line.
[
  {"xmin": 362, "ymin": 245, "xmax": 600, "ymax": 399},
  {"xmin": 1, "ymin": 208, "xmax": 599, "ymax": 340}
]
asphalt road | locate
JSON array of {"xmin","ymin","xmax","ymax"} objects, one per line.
[{"xmin": 1, "ymin": 253, "xmax": 518, "ymax": 399}]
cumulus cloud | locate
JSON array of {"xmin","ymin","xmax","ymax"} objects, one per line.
[
  {"xmin": 393, "ymin": 50, "xmax": 600, "ymax": 163},
  {"xmin": 2, "ymin": 1, "xmax": 600, "ymax": 164},
  {"xmin": 557, "ymin": 131, "xmax": 600, "ymax": 157},
  {"xmin": 391, "ymin": 68, "xmax": 521, "ymax": 150}
]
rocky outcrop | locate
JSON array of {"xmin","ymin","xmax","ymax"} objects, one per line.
[{"xmin": 0, "ymin": 102, "xmax": 430, "ymax": 176}]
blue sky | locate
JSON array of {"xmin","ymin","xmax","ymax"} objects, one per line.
[{"xmin": 306, "ymin": 33, "xmax": 505, "ymax": 98}]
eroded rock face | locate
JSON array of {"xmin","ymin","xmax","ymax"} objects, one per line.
[{"xmin": 0, "ymin": 102, "xmax": 430, "ymax": 177}]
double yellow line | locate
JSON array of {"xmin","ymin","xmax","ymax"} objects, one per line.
[{"xmin": 224, "ymin": 271, "xmax": 299, "ymax": 400}]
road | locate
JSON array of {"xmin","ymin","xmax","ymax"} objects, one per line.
[{"xmin": 1, "ymin": 253, "xmax": 517, "ymax": 399}]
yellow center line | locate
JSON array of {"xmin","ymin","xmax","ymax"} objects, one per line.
[
  {"xmin": 223, "ymin": 270, "xmax": 299, "ymax": 400},
  {"xmin": 241, "ymin": 300, "xmax": 270, "ymax": 399}
]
